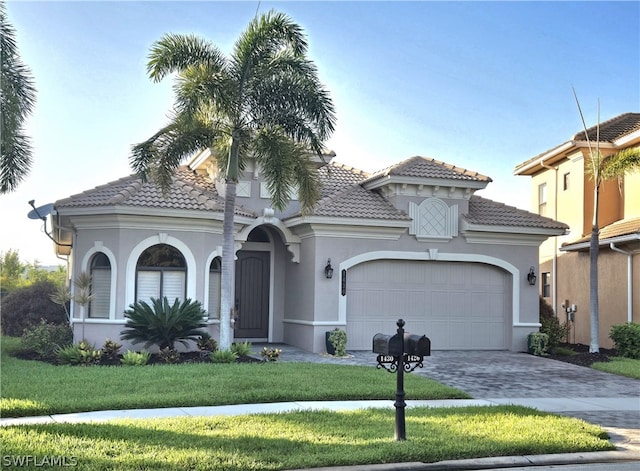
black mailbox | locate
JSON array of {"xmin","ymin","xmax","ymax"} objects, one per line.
[
  {"xmin": 373, "ymin": 333, "xmax": 402, "ymax": 356},
  {"xmin": 405, "ymin": 334, "xmax": 430, "ymax": 357},
  {"xmin": 373, "ymin": 333, "xmax": 431, "ymax": 357}
]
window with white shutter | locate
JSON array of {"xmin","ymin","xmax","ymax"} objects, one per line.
[
  {"xmin": 89, "ymin": 253, "xmax": 111, "ymax": 318},
  {"xmin": 208, "ymin": 258, "xmax": 221, "ymax": 318},
  {"xmin": 135, "ymin": 244, "xmax": 186, "ymax": 304}
]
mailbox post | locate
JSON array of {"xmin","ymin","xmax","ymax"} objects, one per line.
[{"xmin": 373, "ymin": 319, "xmax": 430, "ymax": 441}]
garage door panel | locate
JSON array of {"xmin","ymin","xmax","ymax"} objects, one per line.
[
  {"xmin": 388, "ymin": 289, "xmax": 426, "ymax": 317},
  {"xmin": 346, "ymin": 260, "xmax": 509, "ymax": 350}
]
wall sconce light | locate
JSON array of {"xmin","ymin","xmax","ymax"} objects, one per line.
[
  {"xmin": 324, "ymin": 259, "xmax": 334, "ymax": 279},
  {"xmin": 527, "ymin": 266, "xmax": 537, "ymax": 286}
]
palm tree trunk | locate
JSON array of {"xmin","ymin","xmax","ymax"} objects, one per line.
[
  {"xmin": 219, "ymin": 178, "xmax": 236, "ymax": 351},
  {"xmin": 219, "ymin": 136, "xmax": 240, "ymax": 351},
  {"xmin": 589, "ymin": 187, "xmax": 600, "ymax": 353}
]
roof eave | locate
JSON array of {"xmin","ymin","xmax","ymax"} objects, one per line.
[
  {"xmin": 363, "ymin": 175, "xmax": 489, "ymax": 192},
  {"xmin": 461, "ymin": 220, "xmax": 568, "ymax": 236},
  {"xmin": 285, "ymin": 215, "xmax": 411, "ymax": 229},
  {"xmin": 560, "ymin": 233, "xmax": 640, "ymax": 252}
]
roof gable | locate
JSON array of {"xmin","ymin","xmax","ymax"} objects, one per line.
[{"xmin": 364, "ymin": 156, "xmax": 491, "ymax": 187}]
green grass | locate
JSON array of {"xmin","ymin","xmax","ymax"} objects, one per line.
[
  {"xmin": 0, "ymin": 406, "xmax": 613, "ymax": 470},
  {"xmin": 0, "ymin": 337, "xmax": 468, "ymax": 417},
  {"xmin": 592, "ymin": 357, "xmax": 640, "ymax": 379}
]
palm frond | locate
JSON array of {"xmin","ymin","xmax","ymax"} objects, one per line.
[
  {"xmin": 253, "ymin": 126, "xmax": 319, "ymax": 211},
  {"xmin": 1, "ymin": 2, "xmax": 36, "ymax": 194},
  {"xmin": 130, "ymin": 112, "xmax": 221, "ymax": 194},
  {"xmin": 147, "ymin": 33, "xmax": 227, "ymax": 83},
  {"xmin": 600, "ymin": 147, "xmax": 640, "ymax": 180}
]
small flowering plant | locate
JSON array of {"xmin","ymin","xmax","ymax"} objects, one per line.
[{"xmin": 260, "ymin": 347, "xmax": 282, "ymax": 362}]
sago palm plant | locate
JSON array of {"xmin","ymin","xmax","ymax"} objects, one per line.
[{"xmin": 121, "ymin": 297, "xmax": 208, "ymax": 350}]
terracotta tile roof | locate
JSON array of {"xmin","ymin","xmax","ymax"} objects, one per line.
[
  {"xmin": 55, "ymin": 167, "xmax": 255, "ymax": 217},
  {"xmin": 515, "ymin": 112, "xmax": 640, "ymax": 173},
  {"xmin": 317, "ymin": 162, "xmax": 369, "ymax": 198},
  {"xmin": 465, "ymin": 195, "xmax": 569, "ymax": 230},
  {"xmin": 310, "ymin": 184, "xmax": 411, "ymax": 220},
  {"xmin": 282, "ymin": 160, "xmax": 409, "ymax": 221},
  {"xmin": 364, "ymin": 156, "xmax": 492, "ymax": 184},
  {"xmin": 572, "ymin": 113, "xmax": 640, "ymax": 143},
  {"xmin": 562, "ymin": 217, "xmax": 640, "ymax": 247}
]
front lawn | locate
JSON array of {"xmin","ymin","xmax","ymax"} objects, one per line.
[
  {"xmin": 0, "ymin": 337, "xmax": 468, "ymax": 417},
  {"xmin": 0, "ymin": 406, "xmax": 613, "ymax": 470},
  {"xmin": 592, "ymin": 357, "xmax": 640, "ymax": 379}
]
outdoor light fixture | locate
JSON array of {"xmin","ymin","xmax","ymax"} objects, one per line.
[
  {"xmin": 324, "ymin": 259, "xmax": 334, "ymax": 279},
  {"xmin": 527, "ymin": 266, "xmax": 537, "ymax": 286}
]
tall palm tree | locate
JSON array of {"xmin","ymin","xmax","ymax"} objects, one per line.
[
  {"xmin": 130, "ymin": 10, "xmax": 335, "ymax": 349},
  {"xmin": 0, "ymin": 1, "xmax": 36, "ymax": 194},
  {"xmin": 574, "ymin": 92, "xmax": 640, "ymax": 353}
]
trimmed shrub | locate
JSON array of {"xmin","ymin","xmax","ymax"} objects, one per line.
[
  {"xmin": 539, "ymin": 297, "xmax": 570, "ymax": 351},
  {"xmin": 121, "ymin": 297, "xmax": 208, "ymax": 350},
  {"xmin": 159, "ymin": 347, "xmax": 181, "ymax": 364},
  {"xmin": 527, "ymin": 332, "xmax": 549, "ymax": 356},
  {"xmin": 196, "ymin": 333, "xmax": 217, "ymax": 352},
  {"xmin": 609, "ymin": 323, "xmax": 640, "ymax": 359},
  {"xmin": 1, "ymin": 280, "xmax": 68, "ymax": 336},
  {"xmin": 210, "ymin": 349, "xmax": 238, "ymax": 363},
  {"xmin": 20, "ymin": 320, "xmax": 73, "ymax": 361},
  {"xmin": 121, "ymin": 350, "xmax": 151, "ymax": 366},
  {"xmin": 328, "ymin": 328, "xmax": 347, "ymax": 357},
  {"xmin": 231, "ymin": 341, "xmax": 252, "ymax": 357},
  {"xmin": 101, "ymin": 339, "xmax": 122, "ymax": 362},
  {"xmin": 56, "ymin": 344, "xmax": 83, "ymax": 365}
]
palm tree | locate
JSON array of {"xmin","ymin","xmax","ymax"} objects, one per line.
[
  {"xmin": 130, "ymin": 10, "xmax": 335, "ymax": 350},
  {"xmin": 574, "ymin": 92, "xmax": 640, "ymax": 353},
  {"xmin": 0, "ymin": 1, "xmax": 36, "ymax": 194}
]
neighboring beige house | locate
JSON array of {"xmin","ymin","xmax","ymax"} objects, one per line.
[
  {"xmin": 50, "ymin": 153, "xmax": 567, "ymax": 353},
  {"xmin": 514, "ymin": 112, "xmax": 640, "ymax": 349}
]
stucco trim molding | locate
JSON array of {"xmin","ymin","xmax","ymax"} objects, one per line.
[
  {"xmin": 283, "ymin": 319, "xmax": 346, "ymax": 327},
  {"xmin": 337, "ymin": 250, "xmax": 521, "ymax": 326},
  {"xmin": 236, "ymin": 216, "xmax": 301, "ymax": 262}
]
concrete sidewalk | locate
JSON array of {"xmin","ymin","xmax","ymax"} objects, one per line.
[{"xmin": 1, "ymin": 397, "xmax": 638, "ymax": 426}]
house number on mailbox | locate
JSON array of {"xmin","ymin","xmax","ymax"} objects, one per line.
[{"xmin": 372, "ymin": 319, "xmax": 431, "ymax": 441}]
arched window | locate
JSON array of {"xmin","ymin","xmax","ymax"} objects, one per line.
[
  {"xmin": 136, "ymin": 244, "xmax": 186, "ymax": 304},
  {"xmin": 208, "ymin": 257, "xmax": 221, "ymax": 319},
  {"xmin": 89, "ymin": 252, "xmax": 111, "ymax": 318}
]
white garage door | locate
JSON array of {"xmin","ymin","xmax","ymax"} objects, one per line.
[{"xmin": 346, "ymin": 260, "xmax": 509, "ymax": 350}]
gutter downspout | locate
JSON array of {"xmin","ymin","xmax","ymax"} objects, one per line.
[
  {"xmin": 540, "ymin": 161, "xmax": 559, "ymax": 316},
  {"xmin": 609, "ymin": 243, "xmax": 633, "ymax": 323}
]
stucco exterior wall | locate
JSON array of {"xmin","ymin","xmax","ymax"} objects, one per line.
[{"xmin": 555, "ymin": 249, "xmax": 639, "ymax": 349}]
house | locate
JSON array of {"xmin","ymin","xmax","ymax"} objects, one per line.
[
  {"xmin": 51, "ymin": 153, "xmax": 567, "ymax": 353},
  {"xmin": 514, "ymin": 112, "xmax": 640, "ymax": 349}
]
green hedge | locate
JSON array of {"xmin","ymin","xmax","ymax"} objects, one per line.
[{"xmin": 610, "ymin": 323, "xmax": 640, "ymax": 359}]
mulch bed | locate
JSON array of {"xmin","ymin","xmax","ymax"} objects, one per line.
[
  {"xmin": 544, "ymin": 343, "xmax": 617, "ymax": 367},
  {"xmin": 12, "ymin": 349, "xmax": 264, "ymax": 366}
]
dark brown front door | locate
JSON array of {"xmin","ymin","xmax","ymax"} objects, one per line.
[{"xmin": 235, "ymin": 251, "xmax": 270, "ymax": 338}]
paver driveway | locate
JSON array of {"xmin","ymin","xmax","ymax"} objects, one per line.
[{"xmin": 277, "ymin": 346, "xmax": 640, "ymax": 429}]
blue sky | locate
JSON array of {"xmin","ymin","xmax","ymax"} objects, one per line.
[{"xmin": 2, "ymin": 0, "xmax": 638, "ymax": 265}]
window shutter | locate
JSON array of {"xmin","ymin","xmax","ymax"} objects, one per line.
[
  {"xmin": 208, "ymin": 271, "xmax": 221, "ymax": 318},
  {"xmin": 90, "ymin": 268, "xmax": 111, "ymax": 318},
  {"xmin": 137, "ymin": 271, "xmax": 160, "ymax": 304},
  {"xmin": 163, "ymin": 271, "xmax": 185, "ymax": 304}
]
